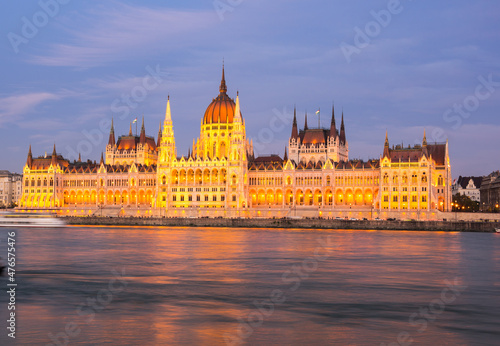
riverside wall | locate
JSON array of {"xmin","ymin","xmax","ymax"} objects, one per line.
[{"xmin": 63, "ymin": 216, "xmax": 499, "ymax": 232}]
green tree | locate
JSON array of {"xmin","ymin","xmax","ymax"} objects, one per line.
[{"xmin": 452, "ymin": 193, "xmax": 480, "ymax": 212}]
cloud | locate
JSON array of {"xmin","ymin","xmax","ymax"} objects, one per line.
[
  {"xmin": 28, "ymin": 3, "xmax": 218, "ymax": 67},
  {"xmin": 0, "ymin": 92, "xmax": 61, "ymax": 126}
]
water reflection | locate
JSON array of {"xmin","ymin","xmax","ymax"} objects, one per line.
[{"xmin": 0, "ymin": 227, "xmax": 498, "ymax": 345}]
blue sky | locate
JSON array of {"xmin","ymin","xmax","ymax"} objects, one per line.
[{"xmin": 1, "ymin": 0, "xmax": 499, "ymax": 176}]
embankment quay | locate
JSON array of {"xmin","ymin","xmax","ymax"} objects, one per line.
[{"xmin": 63, "ymin": 216, "xmax": 499, "ymax": 232}]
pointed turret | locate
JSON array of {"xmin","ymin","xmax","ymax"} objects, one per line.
[
  {"xmin": 160, "ymin": 95, "xmax": 176, "ymax": 161},
  {"xmin": 164, "ymin": 95, "xmax": 172, "ymax": 123},
  {"xmin": 129, "ymin": 122, "xmax": 133, "ymax": 136},
  {"xmin": 234, "ymin": 91, "xmax": 241, "ymax": 122},
  {"xmin": 219, "ymin": 62, "xmax": 227, "ymax": 94},
  {"xmin": 157, "ymin": 121, "xmax": 162, "ymax": 147},
  {"xmin": 27, "ymin": 144, "xmax": 33, "ymax": 168},
  {"xmin": 304, "ymin": 112, "xmax": 308, "ymax": 130},
  {"xmin": 108, "ymin": 118, "xmax": 116, "ymax": 146},
  {"xmin": 51, "ymin": 143, "xmax": 57, "ymax": 166},
  {"xmin": 339, "ymin": 112, "xmax": 346, "ymax": 144},
  {"xmin": 284, "ymin": 146, "xmax": 288, "ymax": 161},
  {"xmin": 140, "ymin": 116, "xmax": 146, "ymax": 144},
  {"xmin": 422, "ymin": 129, "xmax": 428, "ymax": 156},
  {"xmin": 383, "ymin": 131, "xmax": 390, "ymax": 158},
  {"xmin": 291, "ymin": 106, "xmax": 298, "ymax": 139},
  {"xmin": 330, "ymin": 104, "xmax": 337, "ymax": 138},
  {"xmin": 78, "ymin": 153, "xmax": 81, "ymax": 162},
  {"xmin": 100, "ymin": 152, "xmax": 104, "ymax": 165}
]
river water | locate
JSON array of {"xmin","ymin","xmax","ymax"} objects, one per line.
[{"xmin": 0, "ymin": 226, "xmax": 499, "ymax": 345}]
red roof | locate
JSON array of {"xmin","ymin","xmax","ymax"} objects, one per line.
[{"xmin": 116, "ymin": 135, "xmax": 157, "ymax": 151}]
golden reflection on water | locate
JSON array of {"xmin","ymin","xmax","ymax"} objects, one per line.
[{"xmin": 4, "ymin": 227, "xmax": 499, "ymax": 345}]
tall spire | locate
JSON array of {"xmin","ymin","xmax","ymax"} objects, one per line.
[
  {"xmin": 339, "ymin": 111, "xmax": 346, "ymax": 144},
  {"xmin": 283, "ymin": 146, "xmax": 288, "ymax": 161},
  {"xmin": 234, "ymin": 91, "xmax": 241, "ymax": 121},
  {"xmin": 164, "ymin": 95, "xmax": 172, "ymax": 123},
  {"xmin": 51, "ymin": 143, "xmax": 57, "ymax": 166},
  {"xmin": 108, "ymin": 118, "xmax": 116, "ymax": 146},
  {"xmin": 304, "ymin": 112, "xmax": 308, "ymax": 130},
  {"xmin": 27, "ymin": 144, "xmax": 33, "ymax": 168},
  {"xmin": 78, "ymin": 153, "xmax": 81, "ymax": 162},
  {"xmin": 422, "ymin": 129, "xmax": 428, "ymax": 156},
  {"xmin": 157, "ymin": 121, "xmax": 162, "ymax": 147},
  {"xmin": 383, "ymin": 131, "xmax": 390, "ymax": 158},
  {"xmin": 140, "ymin": 116, "xmax": 146, "ymax": 143},
  {"xmin": 291, "ymin": 106, "xmax": 298, "ymax": 139},
  {"xmin": 219, "ymin": 61, "xmax": 227, "ymax": 94},
  {"xmin": 129, "ymin": 122, "xmax": 133, "ymax": 136},
  {"xmin": 330, "ymin": 103, "xmax": 337, "ymax": 138},
  {"xmin": 100, "ymin": 152, "xmax": 104, "ymax": 165}
]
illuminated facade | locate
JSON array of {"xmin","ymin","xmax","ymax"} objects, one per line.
[{"xmin": 19, "ymin": 66, "xmax": 452, "ymax": 217}]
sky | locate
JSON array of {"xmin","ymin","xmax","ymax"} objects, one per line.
[{"xmin": 1, "ymin": 0, "xmax": 499, "ymax": 177}]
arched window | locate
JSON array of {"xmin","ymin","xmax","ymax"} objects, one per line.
[
  {"xmin": 438, "ymin": 175, "xmax": 444, "ymax": 186},
  {"xmin": 393, "ymin": 175, "xmax": 398, "ymax": 184},
  {"xmin": 383, "ymin": 173, "xmax": 389, "ymax": 184},
  {"xmin": 411, "ymin": 173, "xmax": 418, "ymax": 184},
  {"xmin": 326, "ymin": 176, "xmax": 331, "ymax": 185},
  {"xmin": 220, "ymin": 142, "xmax": 226, "ymax": 158},
  {"xmin": 422, "ymin": 173, "xmax": 428, "ymax": 183}
]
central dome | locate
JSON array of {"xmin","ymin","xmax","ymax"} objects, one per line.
[{"xmin": 203, "ymin": 66, "xmax": 239, "ymax": 125}]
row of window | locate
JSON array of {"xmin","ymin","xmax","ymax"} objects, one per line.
[
  {"xmin": 170, "ymin": 195, "xmax": 237, "ymax": 202},
  {"xmin": 25, "ymin": 178, "xmax": 54, "ymax": 187},
  {"xmin": 382, "ymin": 173, "xmax": 445, "ymax": 185},
  {"xmin": 383, "ymin": 195, "xmax": 427, "ymax": 203}
]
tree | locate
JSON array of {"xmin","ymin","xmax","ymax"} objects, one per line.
[{"xmin": 452, "ymin": 193, "xmax": 479, "ymax": 212}]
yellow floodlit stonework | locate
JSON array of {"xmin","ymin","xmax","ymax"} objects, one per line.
[{"xmin": 19, "ymin": 66, "xmax": 452, "ymax": 219}]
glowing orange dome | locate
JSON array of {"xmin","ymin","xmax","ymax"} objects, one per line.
[{"xmin": 203, "ymin": 66, "xmax": 240, "ymax": 124}]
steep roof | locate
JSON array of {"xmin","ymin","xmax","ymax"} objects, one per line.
[
  {"xmin": 457, "ymin": 176, "xmax": 483, "ymax": 189},
  {"xmin": 300, "ymin": 128, "xmax": 329, "ymax": 145},
  {"xmin": 116, "ymin": 135, "xmax": 157, "ymax": 151}
]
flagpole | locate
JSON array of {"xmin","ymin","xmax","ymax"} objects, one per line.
[{"xmin": 136, "ymin": 119, "xmax": 138, "ymax": 136}]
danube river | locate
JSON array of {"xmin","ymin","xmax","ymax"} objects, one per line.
[{"xmin": 0, "ymin": 226, "xmax": 499, "ymax": 345}]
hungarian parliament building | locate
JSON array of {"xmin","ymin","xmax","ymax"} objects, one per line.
[{"xmin": 19, "ymin": 67, "xmax": 452, "ymax": 219}]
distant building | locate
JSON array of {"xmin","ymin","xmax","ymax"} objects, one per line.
[
  {"xmin": 480, "ymin": 171, "xmax": 500, "ymax": 211},
  {"xmin": 0, "ymin": 170, "xmax": 22, "ymax": 207},
  {"xmin": 452, "ymin": 176, "xmax": 482, "ymax": 202}
]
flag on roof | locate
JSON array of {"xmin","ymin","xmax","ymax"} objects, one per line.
[
  {"xmin": 132, "ymin": 118, "xmax": 137, "ymax": 123},
  {"xmin": 315, "ymin": 109, "xmax": 320, "ymax": 115}
]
